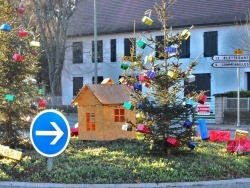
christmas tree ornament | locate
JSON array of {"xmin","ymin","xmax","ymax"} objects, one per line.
[
  {"xmin": 167, "ymin": 70, "xmax": 178, "ymax": 79},
  {"xmin": 133, "ymin": 83, "xmax": 142, "ymax": 91},
  {"xmin": 121, "ymin": 63, "xmax": 129, "ymax": 70},
  {"xmin": 18, "ymin": 29, "xmax": 28, "ymax": 37},
  {"xmin": 135, "ymin": 132, "xmax": 145, "ymax": 140},
  {"xmin": 183, "ymin": 119, "xmax": 193, "ymax": 129},
  {"xmin": 165, "ymin": 46, "xmax": 177, "ymax": 53},
  {"xmin": 17, "ymin": 6, "xmax": 25, "ymax": 14},
  {"xmin": 142, "ymin": 9, "xmax": 153, "ymax": 26},
  {"xmin": 185, "ymin": 98, "xmax": 194, "ymax": 108},
  {"xmin": 198, "ymin": 94, "xmax": 207, "ymax": 104},
  {"xmin": 139, "ymin": 74, "xmax": 150, "ymax": 82},
  {"xmin": 185, "ymin": 75, "xmax": 195, "ymax": 83},
  {"xmin": 38, "ymin": 89, "xmax": 44, "ymax": 95},
  {"xmin": 5, "ymin": 94, "xmax": 14, "ymax": 101},
  {"xmin": 12, "ymin": 53, "xmax": 24, "ymax": 62},
  {"xmin": 188, "ymin": 141, "xmax": 196, "ymax": 150},
  {"xmin": 123, "ymin": 102, "xmax": 134, "ymax": 110},
  {"xmin": 0, "ymin": 24, "xmax": 11, "ymax": 32},
  {"xmin": 137, "ymin": 124, "xmax": 149, "ymax": 134},
  {"xmin": 31, "ymin": 50, "xmax": 39, "ymax": 55},
  {"xmin": 122, "ymin": 124, "xmax": 132, "ymax": 131},
  {"xmin": 133, "ymin": 61, "xmax": 141, "ymax": 67},
  {"xmin": 29, "ymin": 41, "xmax": 41, "ymax": 47},
  {"xmin": 235, "ymin": 129, "xmax": 249, "ymax": 140},
  {"xmin": 119, "ymin": 76, "xmax": 127, "ymax": 84},
  {"xmin": 147, "ymin": 70, "xmax": 155, "ymax": 79},
  {"xmin": 137, "ymin": 39, "xmax": 146, "ymax": 49},
  {"xmin": 38, "ymin": 99, "xmax": 47, "ymax": 108},
  {"xmin": 144, "ymin": 82, "xmax": 150, "ymax": 88},
  {"xmin": 181, "ymin": 29, "xmax": 191, "ymax": 40},
  {"xmin": 146, "ymin": 55, "xmax": 155, "ymax": 63},
  {"xmin": 166, "ymin": 136, "xmax": 180, "ymax": 147}
]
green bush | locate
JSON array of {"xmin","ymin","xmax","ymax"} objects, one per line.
[{"xmin": 224, "ymin": 90, "xmax": 250, "ymax": 98}]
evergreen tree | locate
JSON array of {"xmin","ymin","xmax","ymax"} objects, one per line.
[
  {"xmin": 122, "ymin": 0, "xmax": 206, "ymax": 154},
  {"xmin": 0, "ymin": 0, "xmax": 40, "ymax": 148}
]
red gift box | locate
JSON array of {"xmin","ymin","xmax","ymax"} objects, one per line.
[
  {"xmin": 166, "ymin": 136, "xmax": 180, "ymax": 147},
  {"xmin": 227, "ymin": 140, "xmax": 250, "ymax": 153},
  {"xmin": 138, "ymin": 75, "xmax": 150, "ymax": 82},
  {"xmin": 13, "ymin": 54, "xmax": 24, "ymax": 62},
  {"xmin": 137, "ymin": 124, "xmax": 149, "ymax": 134},
  {"xmin": 209, "ymin": 130, "xmax": 231, "ymax": 142},
  {"xmin": 38, "ymin": 99, "xmax": 47, "ymax": 108}
]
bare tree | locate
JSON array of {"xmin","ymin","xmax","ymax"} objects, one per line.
[{"xmin": 31, "ymin": 0, "xmax": 79, "ymax": 95}]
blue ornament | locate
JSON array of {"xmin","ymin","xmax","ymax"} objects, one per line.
[
  {"xmin": 188, "ymin": 141, "xmax": 196, "ymax": 150},
  {"xmin": 183, "ymin": 119, "xmax": 192, "ymax": 129},
  {"xmin": 165, "ymin": 46, "xmax": 177, "ymax": 53},
  {"xmin": 0, "ymin": 24, "xmax": 11, "ymax": 32},
  {"xmin": 134, "ymin": 83, "xmax": 142, "ymax": 91}
]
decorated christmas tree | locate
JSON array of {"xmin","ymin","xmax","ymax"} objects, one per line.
[
  {"xmin": 0, "ymin": 0, "xmax": 41, "ymax": 148},
  {"xmin": 121, "ymin": 0, "xmax": 206, "ymax": 154}
]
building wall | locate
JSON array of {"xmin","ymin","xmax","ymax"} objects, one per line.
[{"xmin": 63, "ymin": 24, "xmax": 247, "ymax": 105}]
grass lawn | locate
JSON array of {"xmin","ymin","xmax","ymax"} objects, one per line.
[{"xmin": 0, "ymin": 137, "xmax": 249, "ymax": 184}]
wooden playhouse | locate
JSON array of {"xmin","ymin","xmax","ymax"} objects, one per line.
[{"xmin": 71, "ymin": 82, "xmax": 136, "ymax": 140}]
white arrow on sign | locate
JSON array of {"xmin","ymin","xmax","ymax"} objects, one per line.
[
  {"xmin": 212, "ymin": 61, "xmax": 250, "ymax": 68},
  {"xmin": 36, "ymin": 122, "xmax": 64, "ymax": 145}
]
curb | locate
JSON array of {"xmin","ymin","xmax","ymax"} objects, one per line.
[{"xmin": 1, "ymin": 178, "xmax": 250, "ymax": 187}]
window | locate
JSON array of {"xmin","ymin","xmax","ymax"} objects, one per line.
[
  {"xmin": 110, "ymin": 39, "xmax": 116, "ymax": 62},
  {"xmin": 184, "ymin": 73, "xmax": 211, "ymax": 96},
  {"xmin": 179, "ymin": 37, "xmax": 190, "ymax": 58},
  {"xmin": 92, "ymin": 76, "xmax": 103, "ymax": 84},
  {"xmin": 92, "ymin": 40, "xmax": 103, "ymax": 62},
  {"xmin": 86, "ymin": 113, "xmax": 95, "ymax": 131},
  {"xmin": 155, "ymin": 35, "xmax": 164, "ymax": 60},
  {"xmin": 73, "ymin": 42, "xmax": 83, "ymax": 63},
  {"xmin": 73, "ymin": 77, "xmax": 83, "ymax": 96},
  {"xmin": 114, "ymin": 108, "xmax": 125, "ymax": 122},
  {"xmin": 124, "ymin": 38, "xmax": 136, "ymax": 57},
  {"xmin": 204, "ymin": 31, "xmax": 218, "ymax": 57}
]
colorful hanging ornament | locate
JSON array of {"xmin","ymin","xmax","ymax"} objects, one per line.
[
  {"xmin": 133, "ymin": 83, "xmax": 142, "ymax": 91},
  {"xmin": 119, "ymin": 76, "xmax": 127, "ymax": 84},
  {"xmin": 29, "ymin": 41, "xmax": 41, "ymax": 47},
  {"xmin": 23, "ymin": 78, "xmax": 37, "ymax": 84},
  {"xmin": 142, "ymin": 9, "xmax": 153, "ymax": 26},
  {"xmin": 13, "ymin": 53, "xmax": 24, "ymax": 62},
  {"xmin": 198, "ymin": 94, "xmax": 207, "ymax": 104},
  {"xmin": 167, "ymin": 70, "xmax": 178, "ymax": 79},
  {"xmin": 123, "ymin": 102, "xmax": 134, "ymax": 110},
  {"xmin": 38, "ymin": 99, "xmax": 47, "ymax": 108},
  {"xmin": 166, "ymin": 136, "xmax": 180, "ymax": 147},
  {"xmin": 181, "ymin": 29, "xmax": 191, "ymax": 40},
  {"xmin": 5, "ymin": 94, "xmax": 14, "ymax": 101},
  {"xmin": 122, "ymin": 124, "xmax": 132, "ymax": 131},
  {"xmin": 183, "ymin": 119, "xmax": 193, "ymax": 129},
  {"xmin": 137, "ymin": 39, "xmax": 146, "ymax": 49},
  {"xmin": 138, "ymin": 74, "xmax": 150, "ymax": 82},
  {"xmin": 121, "ymin": 63, "xmax": 129, "ymax": 70},
  {"xmin": 137, "ymin": 124, "xmax": 149, "ymax": 134},
  {"xmin": 144, "ymin": 82, "xmax": 150, "ymax": 88},
  {"xmin": 185, "ymin": 98, "xmax": 194, "ymax": 108},
  {"xmin": 38, "ymin": 89, "xmax": 44, "ymax": 95},
  {"xmin": 165, "ymin": 46, "xmax": 177, "ymax": 53},
  {"xmin": 147, "ymin": 70, "xmax": 155, "ymax": 79},
  {"xmin": 31, "ymin": 50, "xmax": 39, "ymax": 55},
  {"xmin": 146, "ymin": 55, "xmax": 155, "ymax": 63},
  {"xmin": 0, "ymin": 24, "xmax": 11, "ymax": 32},
  {"xmin": 18, "ymin": 29, "xmax": 28, "ymax": 37},
  {"xmin": 188, "ymin": 141, "xmax": 196, "ymax": 150},
  {"xmin": 17, "ymin": 6, "xmax": 25, "ymax": 14},
  {"xmin": 185, "ymin": 75, "xmax": 195, "ymax": 83}
]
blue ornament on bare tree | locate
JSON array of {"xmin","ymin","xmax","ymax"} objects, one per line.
[{"xmin": 183, "ymin": 119, "xmax": 192, "ymax": 129}]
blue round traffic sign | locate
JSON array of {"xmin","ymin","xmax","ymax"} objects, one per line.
[{"xmin": 30, "ymin": 109, "xmax": 70, "ymax": 157}]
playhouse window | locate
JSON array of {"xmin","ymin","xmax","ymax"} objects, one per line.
[
  {"xmin": 114, "ymin": 109, "xmax": 125, "ymax": 122},
  {"xmin": 86, "ymin": 113, "xmax": 95, "ymax": 131}
]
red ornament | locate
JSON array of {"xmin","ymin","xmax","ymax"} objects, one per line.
[
  {"xmin": 18, "ymin": 29, "xmax": 28, "ymax": 37},
  {"xmin": 13, "ymin": 54, "xmax": 24, "ymax": 62},
  {"xmin": 17, "ymin": 6, "xmax": 25, "ymax": 14},
  {"xmin": 31, "ymin": 50, "xmax": 39, "ymax": 55},
  {"xmin": 38, "ymin": 99, "xmax": 47, "ymax": 108},
  {"xmin": 137, "ymin": 124, "xmax": 149, "ymax": 134}
]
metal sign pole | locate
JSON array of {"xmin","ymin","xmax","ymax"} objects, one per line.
[
  {"xmin": 237, "ymin": 67, "xmax": 240, "ymax": 127},
  {"xmin": 48, "ymin": 157, "xmax": 53, "ymax": 171}
]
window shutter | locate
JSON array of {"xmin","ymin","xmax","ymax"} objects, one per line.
[
  {"xmin": 204, "ymin": 31, "xmax": 218, "ymax": 57},
  {"xmin": 124, "ymin": 38, "xmax": 135, "ymax": 56},
  {"xmin": 155, "ymin": 35, "xmax": 164, "ymax": 60},
  {"xmin": 110, "ymin": 39, "xmax": 116, "ymax": 62},
  {"xmin": 180, "ymin": 37, "xmax": 190, "ymax": 58}
]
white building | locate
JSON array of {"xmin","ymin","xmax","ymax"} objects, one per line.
[{"xmin": 62, "ymin": 0, "xmax": 250, "ymax": 105}]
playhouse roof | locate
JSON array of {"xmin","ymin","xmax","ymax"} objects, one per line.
[{"xmin": 72, "ymin": 84, "xmax": 134, "ymax": 105}]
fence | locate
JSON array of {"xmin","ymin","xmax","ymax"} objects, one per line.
[{"xmin": 223, "ymin": 98, "xmax": 250, "ymax": 111}]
